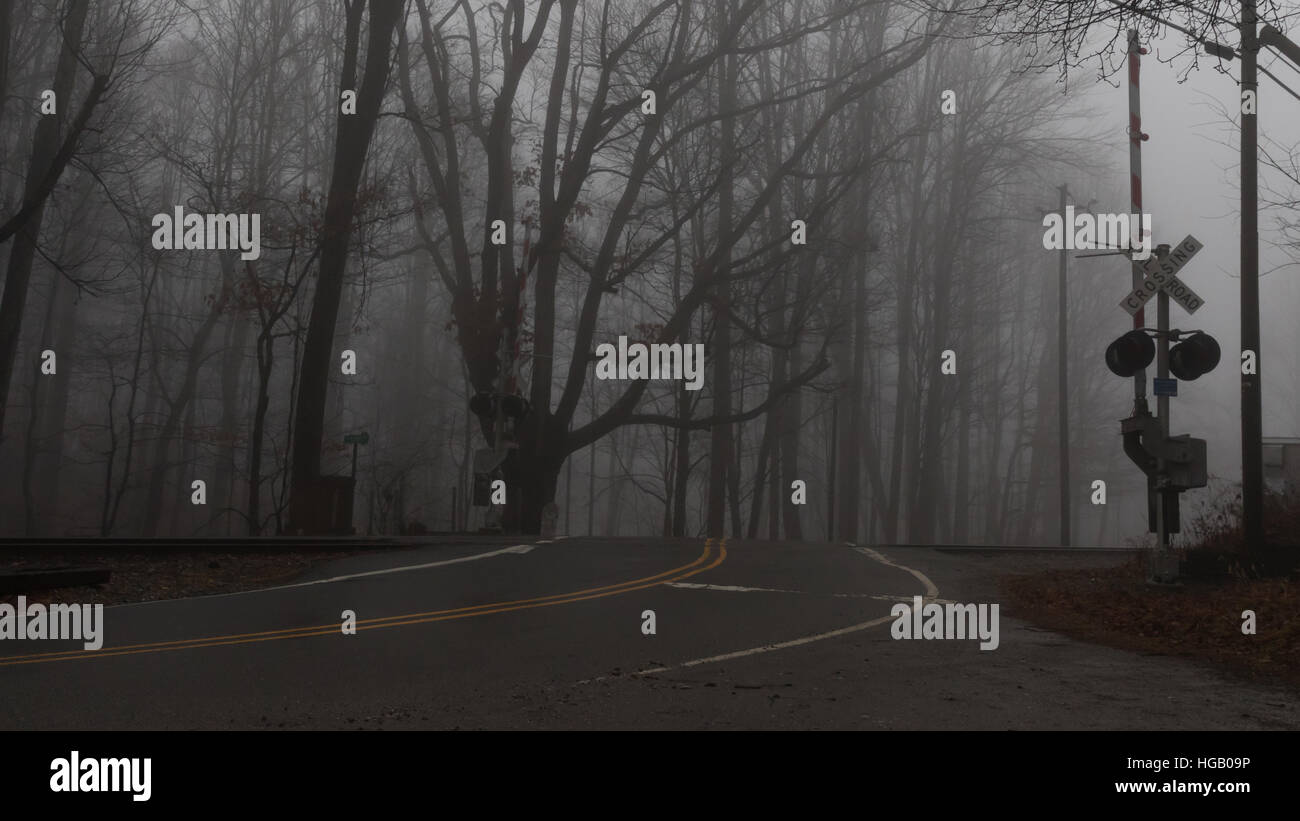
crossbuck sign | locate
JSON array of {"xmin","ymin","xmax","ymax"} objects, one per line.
[{"xmin": 1119, "ymin": 235, "xmax": 1206, "ymax": 316}]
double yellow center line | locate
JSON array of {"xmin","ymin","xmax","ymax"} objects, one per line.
[{"xmin": 0, "ymin": 539, "xmax": 726, "ymax": 667}]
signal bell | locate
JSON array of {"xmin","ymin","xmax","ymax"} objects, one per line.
[
  {"xmin": 1105, "ymin": 330, "xmax": 1155, "ymax": 377},
  {"xmin": 1169, "ymin": 333, "xmax": 1220, "ymax": 381}
]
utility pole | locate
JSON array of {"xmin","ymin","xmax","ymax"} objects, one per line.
[
  {"xmin": 1057, "ymin": 184, "xmax": 1071, "ymax": 547},
  {"xmin": 1241, "ymin": 0, "xmax": 1264, "ymax": 554}
]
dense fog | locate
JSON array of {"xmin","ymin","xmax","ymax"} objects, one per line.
[{"xmin": 1, "ymin": 0, "xmax": 1297, "ymax": 545}]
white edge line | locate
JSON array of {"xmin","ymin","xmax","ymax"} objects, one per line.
[
  {"xmin": 850, "ymin": 544, "xmax": 940, "ymax": 599},
  {"xmin": 104, "ymin": 543, "xmax": 537, "ymax": 610},
  {"xmin": 580, "ymin": 543, "xmax": 941, "ymax": 681},
  {"xmin": 634, "ymin": 615, "xmax": 896, "ymax": 676},
  {"xmin": 666, "ymin": 582, "xmax": 804, "ymax": 594}
]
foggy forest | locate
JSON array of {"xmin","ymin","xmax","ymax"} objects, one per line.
[{"xmin": 1, "ymin": 0, "xmax": 1297, "ymax": 546}]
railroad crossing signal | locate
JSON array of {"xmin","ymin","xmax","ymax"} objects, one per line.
[
  {"xmin": 1105, "ymin": 329, "xmax": 1154, "ymax": 377},
  {"xmin": 1108, "ymin": 233, "xmax": 1218, "ymax": 559},
  {"xmin": 1105, "ymin": 329, "xmax": 1220, "ymax": 384},
  {"xmin": 1168, "ymin": 332, "xmax": 1221, "ymax": 381}
]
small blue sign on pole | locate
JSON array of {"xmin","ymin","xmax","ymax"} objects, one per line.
[{"xmin": 1153, "ymin": 377, "xmax": 1178, "ymax": 397}]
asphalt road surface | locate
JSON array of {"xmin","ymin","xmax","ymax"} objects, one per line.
[{"xmin": 2, "ymin": 537, "xmax": 1296, "ymax": 729}]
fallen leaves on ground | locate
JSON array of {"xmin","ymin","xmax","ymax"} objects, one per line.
[{"xmin": 1000, "ymin": 556, "xmax": 1300, "ymax": 688}]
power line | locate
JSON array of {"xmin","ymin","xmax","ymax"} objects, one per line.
[{"xmin": 1259, "ymin": 63, "xmax": 1300, "ymax": 102}]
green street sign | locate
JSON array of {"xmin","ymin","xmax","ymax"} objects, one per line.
[{"xmin": 344, "ymin": 432, "xmax": 369, "ymax": 445}]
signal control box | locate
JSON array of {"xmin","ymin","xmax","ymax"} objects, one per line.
[
  {"xmin": 1164, "ymin": 434, "xmax": 1208, "ymax": 490},
  {"xmin": 1120, "ymin": 413, "xmax": 1207, "ymax": 489}
]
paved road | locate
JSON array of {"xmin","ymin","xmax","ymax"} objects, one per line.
[{"xmin": 1, "ymin": 537, "xmax": 1296, "ymax": 729}]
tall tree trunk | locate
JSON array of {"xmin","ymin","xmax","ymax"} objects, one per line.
[
  {"xmin": 727, "ymin": 419, "xmax": 744, "ymax": 537},
  {"xmin": 835, "ymin": 268, "xmax": 865, "ymax": 543},
  {"xmin": 952, "ymin": 279, "xmax": 975, "ymax": 544},
  {"xmin": 778, "ymin": 348, "xmax": 803, "ymax": 540},
  {"xmin": 707, "ymin": 0, "xmax": 736, "ymax": 538},
  {"xmin": 22, "ymin": 280, "xmax": 61, "ymax": 535},
  {"xmin": 768, "ymin": 431, "xmax": 781, "ymax": 540},
  {"xmin": 22, "ymin": 167, "xmax": 88, "ymax": 534},
  {"xmin": 604, "ymin": 428, "xmax": 621, "ymax": 536},
  {"xmin": 913, "ymin": 113, "xmax": 969, "ymax": 543},
  {"xmin": 747, "ymin": 410, "xmax": 775, "ymax": 538},
  {"xmin": 27, "ymin": 274, "xmax": 76, "ymax": 534},
  {"xmin": 102, "ymin": 259, "xmax": 159, "ymax": 535},
  {"xmin": 0, "ymin": 2, "xmax": 12, "ymax": 132},
  {"xmin": 0, "ymin": 0, "xmax": 90, "ymax": 443},
  {"xmin": 671, "ymin": 381, "xmax": 692, "ymax": 537},
  {"xmin": 983, "ymin": 258, "xmax": 1020, "ymax": 542},
  {"xmin": 290, "ymin": 0, "xmax": 402, "ymax": 529},
  {"xmin": 215, "ymin": 296, "xmax": 250, "ymax": 534},
  {"xmin": 768, "ymin": 288, "xmax": 788, "ymax": 540},
  {"xmin": 836, "ymin": 15, "xmax": 884, "ymax": 544},
  {"xmin": 1017, "ymin": 330, "xmax": 1055, "ymax": 544},
  {"xmin": 142, "ymin": 265, "xmax": 224, "ymax": 537},
  {"xmin": 248, "ymin": 323, "xmax": 273, "ymax": 536},
  {"xmin": 885, "ymin": 153, "xmax": 926, "ymax": 541}
]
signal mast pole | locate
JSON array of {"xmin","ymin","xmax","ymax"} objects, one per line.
[
  {"xmin": 1127, "ymin": 30, "xmax": 1149, "ymax": 417},
  {"xmin": 1128, "ymin": 30, "xmax": 1176, "ymax": 580},
  {"xmin": 1155, "ymin": 242, "xmax": 1174, "ymax": 578}
]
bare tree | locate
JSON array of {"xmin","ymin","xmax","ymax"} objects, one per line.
[{"xmin": 288, "ymin": 0, "xmax": 404, "ymax": 532}]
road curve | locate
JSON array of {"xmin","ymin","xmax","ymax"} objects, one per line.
[{"xmin": 1, "ymin": 537, "xmax": 1295, "ymax": 730}]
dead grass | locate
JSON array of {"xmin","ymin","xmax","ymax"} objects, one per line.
[{"xmin": 1001, "ymin": 553, "xmax": 1300, "ymax": 688}]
